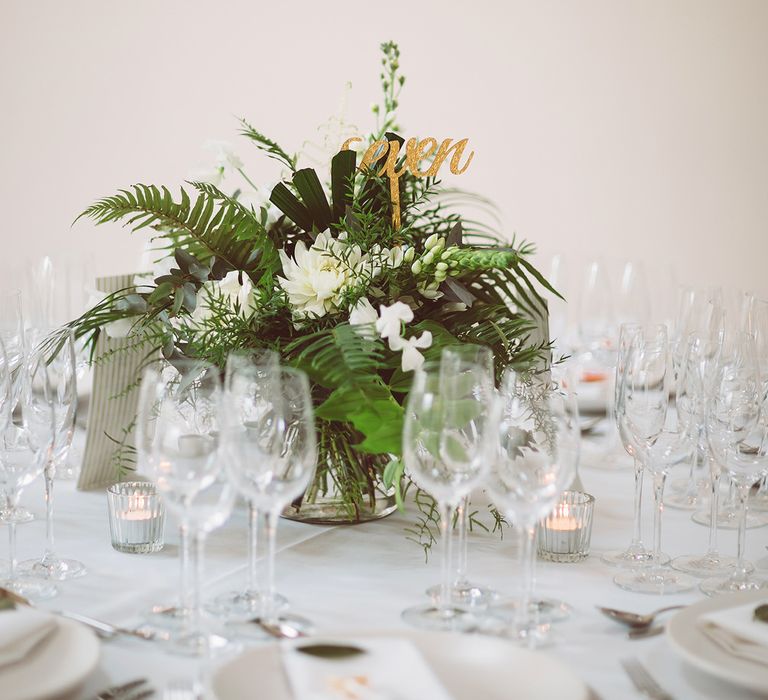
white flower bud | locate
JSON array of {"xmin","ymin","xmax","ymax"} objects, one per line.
[
  {"xmin": 435, "ymin": 262, "xmax": 449, "ymax": 271},
  {"xmin": 424, "ymin": 233, "xmax": 439, "ymax": 250},
  {"xmin": 411, "ymin": 260, "xmax": 422, "ymax": 275},
  {"xmin": 403, "ymin": 247, "xmax": 415, "ymax": 263},
  {"xmin": 422, "ymin": 251, "xmax": 435, "ymax": 266}
]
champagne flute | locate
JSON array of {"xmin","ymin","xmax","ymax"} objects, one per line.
[
  {"xmin": 701, "ymin": 333, "xmax": 768, "ymax": 595},
  {"xmin": 601, "ymin": 324, "xmax": 660, "ymax": 568},
  {"xmin": 0, "ymin": 352, "xmax": 57, "ymax": 600},
  {"xmin": 426, "ymin": 344, "xmax": 497, "ymax": 609},
  {"xmin": 401, "ymin": 360, "xmax": 496, "ymax": 631},
  {"xmin": 0, "ymin": 289, "xmax": 33, "ymax": 525},
  {"xmin": 20, "ymin": 331, "xmax": 85, "ymax": 580},
  {"xmin": 221, "ymin": 364, "xmax": 317, "ymax": 632},
  {"xmin": 213, "ymin": 350, "xmax": 285, "ymax": 620},
  {"xmin": 486, "ymin": 370, "xmax": 579, "ymax": 646},
  {"xmin": 613, "ymin": 330, "xmax": 696, "ymax": 593},
  {"xmin": 146, "ymin": 359, "xmax": 235, "ymax": 653}
]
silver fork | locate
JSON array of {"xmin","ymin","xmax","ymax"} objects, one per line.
[
  {"xmin": 92, "ymin": 678, "xmax": 154, "ymax": 700},
  {"xmin": 621, "ymin": 658, "xmax": 674, "ymax": 700}
]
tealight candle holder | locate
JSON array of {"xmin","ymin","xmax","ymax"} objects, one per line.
[
  {"xmin": 107, "ymin": 481, "xmax": 165, "ymax": 554},
  {"xmin": 537, "ymin": 491, "xmax": 595, "ymax": 563}
]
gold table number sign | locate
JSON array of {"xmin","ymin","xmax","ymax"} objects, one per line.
[{"xmin": 341, "ymin": 136, "xmax": 474, "ymax": 230}]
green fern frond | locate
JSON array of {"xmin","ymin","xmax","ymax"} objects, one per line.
[{"xmin": 77, "ymin": 184, "xmax": 266, "ymax": 276}]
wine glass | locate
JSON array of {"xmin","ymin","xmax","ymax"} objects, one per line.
[
  {"xmin": 146, "ymin": 359, "xmax": 235, "ymax": 654},
  {"xmin": 671, "ymin": 329, "xmax": 742, "ymax": 577},
  {"xmin": 616, "ymin": 261, "xmax": 651, "ymax": 328},
  {"xmin": 747, "ymin": 297, "xmax": 768, "ymax": 512},
  {"xmin": 425, "ymin": 344, "xmax": 498, "ymax": 609},
  {"xmin": 401, "ymin": 359, "xmax": 497, "ymax": 631},
  {"xmin": 213, "ymin": 349, "xmax": 285, "ymax": 621},
  {"xmin": 613, "ymin": 330, "xmax": 697, "ymax": 593},
  {"xmin": 221, "ymin": 363, "xmax": 316, "ymax": 633},
  {"xmin": 666, "ymin": 289, "xmax": 724, "ymax": 510},
  {"xmin": 19, "ymin": 331, "xmax": 85, "ymax": 580},
  {"xmin": 486, "ymin": 370, "xmax": 579, "ymax": 646},
  {"xmin": 701, "ymin": 334, "xmax": 768, "ymax": 595},
  {"xmin": 601, "ymin": 324, "xmax": 661, "ymax": 568},
  {"xmin": 0, "ymin": 288, "xmax": 34, "ymax": 525},
  {"xmin": 0, "ymin": 352, "xmax": 57, "ymax": 600}
]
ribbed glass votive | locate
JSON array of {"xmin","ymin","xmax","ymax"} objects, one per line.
[
  {"xmin": 107, "ymin": 481, "xmax": 165, "ymax": 553},
  {"xmin": 537, "ymin": 491, "xmax": 595, "ymax": 563}
]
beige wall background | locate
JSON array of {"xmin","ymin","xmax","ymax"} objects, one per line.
[{"xmin": 2, "ymin": 0, "xmax": 767, "ymax": 317}]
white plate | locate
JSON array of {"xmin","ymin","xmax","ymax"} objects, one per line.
[
  {"xmin": 0, "ymin": 617, "xmax": 100, "ymax": 700},
  {"xmin": 667, "ymin": 589, "xmax": 768, "ymax": 695},
  {"xmin": 210, "ymin": 630, "xmax": 589, "ymax": 700}
]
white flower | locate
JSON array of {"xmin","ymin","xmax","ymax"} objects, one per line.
[
  {"xmin": 105, "ymin": 317, "xmax": 135, "ymax": 339},
  {"xmin": 191, "ymin": 270, "xmax": 257, "ymax": 325},
  {"xmin": 390, "ymin": 331, "xmax": 433, "ymax": 372},
  {"xmin": 376, "ymin": 301, "xmax": 413, "ymax": 346},
  {"xmin": 387, "ymin": 246, "xmax": 405, "ymax": 269},
  {"xmin": 189, "ymin": 140, "xmax": 243, "ymax": 186},
  {"xmin": 277, "ymin": 233, "xmax": 362, "ymax": 319},
  {"xmin": 349, "ymin": 298, "xmax": 378, "ymax": 326},
  {"xmin": 134, "ymin": 239, "xmax": 176, "ymax": 287}
]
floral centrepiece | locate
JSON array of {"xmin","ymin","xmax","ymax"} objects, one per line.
[{"xmin": 67, "ymin": 42, "xmax": 557, "ymax": 536}]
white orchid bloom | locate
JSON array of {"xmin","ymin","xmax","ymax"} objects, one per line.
[
  {"xmin": 189, "ymin": 140, "xmax": 244, "ymax": 186},
  {"xmin": 349, "ymin": 297, "xmax": 378, "ymax": 326},
  {"xmin": 134, "ymin": 239, "xmax": 176, "ymax": 287},
  {"xmin": 278, "ymin": 233, "xmax": 362, "ymax": 319},
  {"xmin": 376, "ymin": 301, "xmax": 414, "ymax": 345},
  {"xmin": 192, "ymin": 270, "xmax": 257, "ymax": 325},
  {"xmin": 389, "ymin": 331, "xmax": 433, "ymax": 372}
]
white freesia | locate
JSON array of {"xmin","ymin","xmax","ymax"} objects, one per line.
[
  {"xmin": 376, "ymin": 301, "xmax": 413, "ymax": 345},
  {"xmin": 389, "ymin": 331, "xmax": 433, "ymax": 372},
  {"xmin": 86, "ymin": 289, "xmax": 136, "ymax": 339},
  {"xmin": 189, "ymin": 140, "xmax": 244, "ymax": 187},
  {"xmin": 278, "ymin": 232, "xmax": 362, "ymax": 319},
  {"xmin": 191, "ymin": 270, "xmax": 257, "ymax": 325},
  {"xmin": 349, "ymin": 297, "xmax": 378, "ymax": 326}
]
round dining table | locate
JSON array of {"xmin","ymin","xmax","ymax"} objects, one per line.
[{"xmin": 11, "ymin": 427, "xmax": 768, "ymax": 700}]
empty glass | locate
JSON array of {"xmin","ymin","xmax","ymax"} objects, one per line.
[
  {"xmin": 425, "ymin": 344, "xmax": 498, "ymax": 609},
  {"xmin": 614, "ymin": 329, "xmax": 696, "ymax": 593},
  {"xmin": 486, "ymin": 370, "xmax": 579, "ymax": 646},
  {"xmin": 20, "ymin": 332, "xmax": 85, "ymax": 580},
  {"xmin": 220, "ymin": 363, "xmax": 317, "ymax": 633},
  {"xmin": 401, "ymin": 359, "xmax": 497, "ymax": 631},
  {"xmin": 602, "ymin": 324, "xmax": 657, "ymax": 568},
  {"xmin": 701, "ymin": 334, "xmax": 768, "ymax": 595},
  {"xmin": 144, "ymin": 360, "xmax": 235, "ymax": 654},
  {"xmin": 0, "ymin": 354, "xmax": 56, "ymax": 600}
]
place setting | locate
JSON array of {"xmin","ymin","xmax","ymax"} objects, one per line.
[{"xmin": 3, "ymin": 10, "xmax": 768, "ymax": 700}]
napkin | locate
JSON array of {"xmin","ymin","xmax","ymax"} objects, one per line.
[
  {"xmin": 282, "ymin": 637, "xmax": 454, "ymax": 700},
  {"xmin": 698, "ymin": 599, "xmax": 768, "ymax": 666},
  {"xmin": 0, "ymin": 608, "xmax": 58, "ymax": 668}
]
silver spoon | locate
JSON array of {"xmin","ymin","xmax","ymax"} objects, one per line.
[
  {"xmin": 0, "ymin": 586, "xmax": 158, "ymax": 641},
  {"xmin": 597, "ymin": 604, "xmax": 685, "ymax": 629}
]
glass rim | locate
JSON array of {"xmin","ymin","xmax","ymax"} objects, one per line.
[
  {"xmin": 107, "ymin": 480, "xmax": 158, "ymax": 496},
  {"xmin": 557, "ymin": 490, "xmax": 595, "ymax": 506}
]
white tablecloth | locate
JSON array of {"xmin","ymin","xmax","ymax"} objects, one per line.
[{"xmin": 10, "ymin": 433, "xmax": 768, "ymax": 700}]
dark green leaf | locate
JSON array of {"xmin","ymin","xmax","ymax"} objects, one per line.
[
  {"xmin": 292, "ymin": 168, "xmax": 332, "ymax": 232},
  {"xmin": 269, "ymin": 183, "xmax": 314, "ymax": 232},
  {"xmin": 331, "ymin": 150, "xmax": 356, "ymax": 223}
]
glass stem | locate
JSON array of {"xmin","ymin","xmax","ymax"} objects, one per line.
[
  {"xmin": 179, "ymin": 522, "xmax": 191, "ymax": 613},
  {"xmin": 706, "ymin": 464, "xmax": 720, "ymax": 556},
  {"xmin": 735, "ymin": 482, "xmax": 750, "ymax": 578},
  {"xmin": 518, "ymin": 524, "xmax": 536, "ymax": 630},
  {"xmin": 456, "ymin": 497, "xmax": 468, "ymax": 586},
  {"xmin": 652, "ymin": 472, "xmax": 666, "ymax": 573},
  {"xmin": 8, "ymin": 521, "xmax": 17, "ymax": 582},
  {"xmin": 247, "ymin": 501, "xmax": 259, "ymax": 594},
  {"xmin": 630, "ymin": 457, "xmax": 645, "ymax": 547},
  {"xmin": 187, "ymin": 528, "xmax": 204, "ymax": 638},
  {"xmin": 438, "ymin": 501, "xmax": 455, "ymax": 615},
  {"xmin": 44, "ymin": 467, "xmax": 55, "ymax": 560},
  {"xmin": 262, "ymin": 508, "xmax": 279, "ymax": 623}
]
